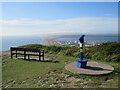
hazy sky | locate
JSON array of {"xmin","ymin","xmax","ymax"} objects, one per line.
[{"xmin": 1, "ymin": 2, "xmax": 118, "ymax": 36}]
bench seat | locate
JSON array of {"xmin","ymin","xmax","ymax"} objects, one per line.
[{"xmin": 12, "ymin": 53, "xmax": 44, "ymax": 56}]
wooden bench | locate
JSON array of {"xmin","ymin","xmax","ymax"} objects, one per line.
[{"xmin": 10, "ymin": 47, "xmax": 44, "ymax": 61}]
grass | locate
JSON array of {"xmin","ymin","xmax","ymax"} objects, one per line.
[
  {"xmin": 3, "ymin": 56, "xmax": 62, "ymax": 81},
  {"xmin": 2, "ymin": 53, "xmax": 119, "ymax": 88}
]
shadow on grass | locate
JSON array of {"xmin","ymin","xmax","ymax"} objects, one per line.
[{"xmin": 17, "ymin": 58, "xmax": 59, "ymax": 63}]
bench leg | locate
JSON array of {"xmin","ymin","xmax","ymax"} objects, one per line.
[
  {"xmin": 24, "ymin": 55, "xmax": 26, "ymax": 60},
  {"xmin": 43, "ymin": 52, "xmax": 44, "ymax": 60},
  {"xmin": 43, "ymin": 55, "xmax": 44, "ymax": 60},
  {"xmin": 16, "ymin": 50, "xmax": 17, "ymax": 58},
  {"xmin": 24, "ymin": 51, "xmax": 26, "ymax": 60},
  {"xmin": 39, "ymin": 56, "xmax": 41, "ymax": 61},
  {"xmin": 28, "ymin": 55, "xmax": 30, "ymax": 60},
  {"xmin": 11, "ymin": 52, "xmax": 13, "ymax": 59},
  {"xmin": 39, "ymin": 51, "xmax": 41, "ymax": 61},
  {"xmin": 16, "ymin": 54, "xmax": 17, "ymax": 58}
]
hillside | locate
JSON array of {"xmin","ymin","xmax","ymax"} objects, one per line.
[
  {"xmin": 20, "ymin": 41, "xmax": 120, "ymax": 62},
  {"xmin": 2, "ymin": 41, "xmax": 119, "ymax": 88}
]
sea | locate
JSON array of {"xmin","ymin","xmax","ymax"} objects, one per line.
[
  {"xmin": 1, "ymin": 36, "xmax": 43, "ymax": 51},
  {"xmin": 55, "ymin": 35, "xmax": 118, "ymax": 42},
  {"xmin": 1, "ymin": 35, "xmax": 118, "ymax": 51}
]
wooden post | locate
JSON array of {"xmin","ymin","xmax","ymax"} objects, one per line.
[
  {"xmin": 24, "ymin": 48, "xmax": 26, "ymax": 60},
  {"xmin": 11, "ymin": 48, "xmax": 13, "ymax": 59},
  {"xmin": 16, "ymin": 50, "xmax": 17, "ymax": 58},
  {"xmin": 28, "ymin": 55, "xmax": 30, "ymax": 60},
  {"xmin": 39, "ymin": 51, "xmax": 41, "ymax": 61},
  {"xmin": 43, "ymin": 50, "xmax": 44, "ymax": 60}
]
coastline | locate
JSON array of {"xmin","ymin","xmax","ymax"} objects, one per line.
[
  {"xmin": 1, "ymin": 35, "xmax": 118, "ymax": 51},
  {"xmin": 42, "ymin": 38, "xmax": 59, "ymax": 46}
]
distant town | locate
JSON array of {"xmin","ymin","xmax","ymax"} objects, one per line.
[
  {"xmin": 50, "ymin": 34, "xmax": 118, "ymax": 48},
  {"xmin": 55, "ymin": 40, "xmax": 108, "ymax": 48}
]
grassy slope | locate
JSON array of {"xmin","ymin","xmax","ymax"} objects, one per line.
[
  {"xmin": 84, "ymin": 42, "xmax": 120, "ymax": 62},
  {"xmin": 2, "ymin": 54, "xmax": 74, "ymax": 88},
  {"xmin": 2, "ymin": 42, "xmax": 120, "ymax": 88},
  {"xmin": 2, "ymin": 54, "xmax": 118, "ymax": 88}
]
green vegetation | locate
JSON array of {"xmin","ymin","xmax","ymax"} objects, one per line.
[
  {"xmin": 84, "ymin": 42, "xmax": 120, "ymax": 62},
  {"xmin": 20, "ymin": 41, "xmax": 120, "ymax": 62},
  {"xmin": 2, "ymin": 41, "xmax": 119, "ymax": 88}
]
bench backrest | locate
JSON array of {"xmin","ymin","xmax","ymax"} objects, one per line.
[
  {"xmin": 11, "ymin": 47, "xmax": 40, "ymax": 52},
  {"xmin": 11, "ymin": 47, "xmax": 25, "ymax": 51},
  {"xmin": 25, "ymin": 48, "xmax": 40, "ymax": 52}
]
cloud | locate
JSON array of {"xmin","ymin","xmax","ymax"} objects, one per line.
[{"xmin": 1, "ymin": 17, "xmax": 118, "ymax": 36}]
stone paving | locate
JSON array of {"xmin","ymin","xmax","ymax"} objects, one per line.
[{"xmin": 65, "ymin": 61, "xmax": 114, "ymax": 75}]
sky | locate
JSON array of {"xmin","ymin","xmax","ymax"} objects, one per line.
[{"xmin": 1, "ymin": 2, "xmax": 118, "ymax": 36}]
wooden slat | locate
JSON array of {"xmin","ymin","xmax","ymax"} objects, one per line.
[
  {"xmin": 11, "ymin": 47, "xmax": 25, "ymax": 51},
  {"xmin": 12, "ymin": 53, "xmax": 24, "ymax": 55},
  {"xmin": 26, "ymin": 53, "xmax": 39, "ymax": 56},
  {"xmin": 12, "ymin": 53, "xmax": 43, "ymax": 56},
  {"xmin": 25, "ymin": 48, "xmax": 40, "ymax": 52},
  {"xmin": 10, "ymin": 47, "xmax": 44, "ymax": 60}
]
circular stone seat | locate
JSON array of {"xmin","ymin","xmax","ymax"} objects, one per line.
[{"xmin": 65, "ymin": 61, "xmax": 114, "ymax": 75}]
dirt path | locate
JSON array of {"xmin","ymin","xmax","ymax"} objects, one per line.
[{"xmin": 2, "ymin": 51, "xmax": 11, "ymax": 56}]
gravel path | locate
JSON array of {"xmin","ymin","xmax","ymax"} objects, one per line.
[{"xmin": 2, "ymin": 51, "xmax": 11, "ymax": 56}]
